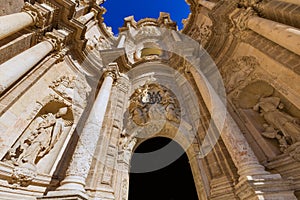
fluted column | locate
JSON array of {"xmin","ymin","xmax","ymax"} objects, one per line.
[
  {"xmin": 0, "ymin": 32, "xmax": 64, "ymax": 94},
  {"xmin": 235, "ymin": 8, "xmax": 300, "ymax": 56},
  {"xmin": 189, "ymin": 66, "xmax": 268, "ymax": 178},
  {"xmin": 0, "ymin": 3, "xmax": 45, "ymax": 40},
  {"xmin": 57, "ymin": 63, "xmax": 120, "ymax": 194}
]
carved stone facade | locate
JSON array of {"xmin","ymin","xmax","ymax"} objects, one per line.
[{"xmin": 0, "ymin": 0, "xmax": 300, "ymax": 200}]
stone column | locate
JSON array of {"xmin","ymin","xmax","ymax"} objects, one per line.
[
  {"xmin": 0, "ymin": 3, "xmax": 45, "ymax": 40},
  {"xmin": 0, "ymin": 32, "xmax": 64, "ymax": 94},
  {"xmin": 189, "ymin": 66, "xmax": 268, "ymax": 178},
  {"xmin": 198, "ymin": 0, "xmax": 216, "ymax": 10},
  {"xmin": 55, "ymin": 63, "xmax": 119, "ymax": 197},
  {"xmin": 235, "ymin": 8, "xmax": 300, "ymax": 56},
  {"xmin": 189, "ymin": 64, "xmax": 297, "ymax": 199},
  {"xmin": 77, "ymin": 9, "xmax": 96, "ymax": 24},
  {"xmin": 117, "ymin": 34, "xmax": 126, "ymax": 48},
  {"xmin": 278, "ymin": 0, "xmax": 300, "ymax": 6}
]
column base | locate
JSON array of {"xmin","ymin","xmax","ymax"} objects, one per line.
[
  {"xmin": 38, "ymin": 176, "xmax": 89, "ymax": 200},
  {"xmin": 235, "ymin": 174, "xmax": 296, "ymax": 200},
  {"xmin": 37, "ymin": 190, "xmax": 89, "ymax": 200},
  {"xmin": 56, "ymin": 175, "xmax": 86, "ymax": 192},
  {"xmin": 210, "ymin": 176, "xmax": 238, "ymax": 200},
  {"xmin": 87, "ymin": 185, "xmax": 115, "ymax": 200}
]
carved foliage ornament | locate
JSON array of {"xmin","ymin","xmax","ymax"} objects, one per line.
[
  {"xmin": 190, "ymin": 23, "xmax": 212, "ymax": 46},
  {"xmin": 234, "ymin": 8, "xmax": 256, "ymax": 31},
  {"xmin": 129, "ymin": 83, "xmax": 181, "ymax": 126},
  {"xmin": 22, "ymin": 2, "xmax": 47, "ymax": 28}
]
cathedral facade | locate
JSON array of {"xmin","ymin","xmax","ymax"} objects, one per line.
[{"xmin": 0, "ymin": 0, "xmax": 300, "ymax": 199}]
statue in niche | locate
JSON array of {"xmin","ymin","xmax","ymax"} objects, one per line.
[
  {"xmin": 222, "ymin": 56, "xmax": 257, "ymax": 93},
  {"xmin": 6, "ymin": 107, "xmax": 70, "ymax": 166},
  {"xmin": 253, "ymin": 96, "xmax": 300, "ymax": 148},
  {"xmin": 128, "ymin": 82, "xmax": 180, "ymax": 126},
  {"xmin": 261, "ymin": 124, "xmax": 289, "ymax": 152}
]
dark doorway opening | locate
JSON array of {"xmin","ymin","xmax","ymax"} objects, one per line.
[{"xmin": 128, "ymin": 137, "xmax": 198, "ymax": 200}]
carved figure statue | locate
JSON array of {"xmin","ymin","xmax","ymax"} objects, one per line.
[
  {"xmin": 161, "ymin": 91, "xmax": 180, "ymax": 123},
  {"xmin": 253, "ymin": 96, "xmax": 300, "ymax": 145},
  {"xmin": 261, "ymin": 124, "xmax": 289, "ymax": 152},
  {"xmin": 119, "ymin": 129, "xmax": 138, "ymax": 152},
  {"xmin": 13, "ymin": 107, "xmax": 68, "ymax": 165}
]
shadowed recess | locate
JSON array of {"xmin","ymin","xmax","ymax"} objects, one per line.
[
  {"xmin": 102, "ymin": 0, "xmax": 190, "ymax": 34},
  {"xmin": 129, "ymin": 137, "xmax": 198, "ymax": 200}
]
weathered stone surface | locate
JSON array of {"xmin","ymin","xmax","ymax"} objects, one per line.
[{"xmin": 0, "ymin": 0, "xmax": 300, "ymax": 199}]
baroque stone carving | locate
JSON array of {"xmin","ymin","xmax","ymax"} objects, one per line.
[
  {"xmin": 239, "ymin": 0, "xmax": 262, "ymax": 8},
  {"xmin": 50, "ymin": 75, "xmax": 91, "ymax": 108},
  {"xmin": 119, "ymin": 129, "xmax": 138, "ymax": 152},
  {"xmin": 190, "ymin": 23, "xmax": 212, "ymax": 46},
  {"xmin": 4, "ymin": 107, "xmax": 72, "ymax": 167},
  {"xmin": 253, "ymin": 96, "xmax": 300, "ymax": 151},
  {"xmin": 22, "ymin": 2, "xmax": 47, "ymax": 28},
  {"xmin": 9, "ymin": 164, "xmax": 37, "ymax": 187},
  {"xmin": 44, "ymin": 30, "xmax": 68, "ymax": 52},
  {"xmin": 234, "ymin": 8, "xmax": 256, "ymax": 31},
  {"xmin": 129, "ymin": 82, "xmax": 180, "ymax": 126},
  {"xmin": 222, "ymin": 56, "xmax": 257, "ymax": 93}
]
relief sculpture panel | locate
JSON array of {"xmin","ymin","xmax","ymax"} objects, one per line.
[{"xmin": 234, "ymin": 80, "xmax": 300, "ymax": 159}]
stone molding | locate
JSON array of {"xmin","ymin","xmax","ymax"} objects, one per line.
[{"xmin": 22, "ymin": 2, "xmax": 47, "ymax": 28}]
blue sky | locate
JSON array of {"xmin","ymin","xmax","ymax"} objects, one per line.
[{"xmin": 102, "ymin": 0, "xmax": 190, "ymax": 34}]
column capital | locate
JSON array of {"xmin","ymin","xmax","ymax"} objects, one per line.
[
  {"xmin": 90, "ymin": 8, "xmax": 98, "ymax": 16},
  {"xmin": 239, "ymin": 0, "xmax": 262, "ymax": 8},
  {"xmin": 44, "ymin": 29, "xmax": 69, "ymax": 51},
  {"xmin": 22, "ymin": 2, "xmax": 46, "ymax": 28},
  {"xmin": 238, "ymin": 0, "xmax": 266, "ymax": 15},
  {"xmin": 103, "ymin": 63, "xmax": 121, "ymax": 81},
  {"xmin": 234, "ymin": 8, "xmax": 257, "ymax": 31}
]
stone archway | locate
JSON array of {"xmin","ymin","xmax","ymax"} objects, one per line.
[{"xmin": 128, "ymin": 137, "xmax": 198, "ymax": 200}]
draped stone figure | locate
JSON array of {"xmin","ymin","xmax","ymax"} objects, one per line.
[
  {"xmin": 7, "ymin": 107, "xmax": 69, "ymax": 166},
  {"xmin": 253, "ymin": 96, "xmax": 300, "ymax": 146}
]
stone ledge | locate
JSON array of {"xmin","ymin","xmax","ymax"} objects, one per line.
[{"xmin": 37, "ymin": 190, "xmax": 89, "ymax": 200}]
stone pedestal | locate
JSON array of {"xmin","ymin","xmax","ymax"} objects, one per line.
[
  {"xmin": 235, "ymin": 174, "xmax": 296, "ymax": 200},
  {"xmin": 37, "ymin": 191, "xmax": 88, "ymax": 200}
]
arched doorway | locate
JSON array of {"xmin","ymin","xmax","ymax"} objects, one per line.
[{"xmin": 128, "ymin": 137, "xmax": 198, "ymax": 200}]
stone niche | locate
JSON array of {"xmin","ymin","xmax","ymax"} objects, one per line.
[
  {"xmin": 2, "ymin": 99, "xmax": 74, "ymax": 173},
  {"xmin": 233, "ymin": 80, "xmax": 300, "ymax": 162}
]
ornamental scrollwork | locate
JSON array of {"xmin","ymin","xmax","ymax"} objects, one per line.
[{"xmin": 129, "ymin": 82, "xmax": 181, "ymax": 126}]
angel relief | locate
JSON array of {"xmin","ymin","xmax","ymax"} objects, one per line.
[{"xmin": 128, "ymin": 83, "xmax": 180, "ymax": 126}]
